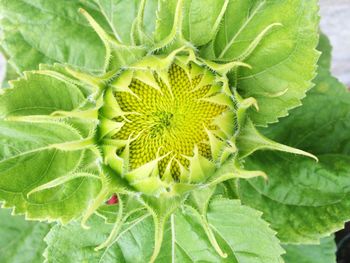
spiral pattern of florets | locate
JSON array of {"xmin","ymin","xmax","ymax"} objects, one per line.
[
  {"xmin": 114, "ymin": 63, "xmax": 228, "ymax": 178},
  {"xmin": 100, "ymin": 56, "xmax": 237, "ymax": 194}
]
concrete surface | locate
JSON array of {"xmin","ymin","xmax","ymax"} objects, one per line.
[
  {"xmin": 320, "ymin": 0, "xmax": 350, "ymax": 85},
  {"xmin": 0, "ymin": 1, "xmax": 349, "ymax": 85}
]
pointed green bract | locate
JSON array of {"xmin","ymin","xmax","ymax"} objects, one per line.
[
  {"xmin": 154, "ymin": 0, "xmax": 183, "ymax": 44},
  {"xmin": 236, "ymin": 118, "xmax": 317, "ymax": 160},
  {"xmin": 182, "ymin": 0, "xmax": 229, "ymax": 46},
  {"xmin": 94, "ymin": 0, "xmax": 146, "ymax": 44}
]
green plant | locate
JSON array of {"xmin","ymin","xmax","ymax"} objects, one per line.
[{"xmin": 0, "ymin": 0, "xmax": 347, "ymax": 262}]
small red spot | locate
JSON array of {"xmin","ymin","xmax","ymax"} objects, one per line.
[{"xmin": 106, "ymin": 194, "xmax": 119, "ymax": 205}]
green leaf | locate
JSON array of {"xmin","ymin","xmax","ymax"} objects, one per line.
[
  {"xmin": 238, "ymin": 153, "xmax": 350, "ymax": 243},
  {"xmin": 0, "ymin": 208, "xmax": 51, "ymax": 263},
  {"xmin": 0, "ymin": 71, "xmax": 102, "ymax": 223},
  {"xmin": 44, "ymin": 215, "xmax": 121, "ymax": 263},
  {"xmin": 283, "ymin": 236, "xmax": 336, "ymax": 263},
  {"xmin": 238, "ymin": 41, "xmax": 350, "ymax": 243},
  {"xmin": 0, "ymin": 0, "xmax": 111, "ymax": 73},
  {"xmin": 45, "ymin": 198, "xmax": 284, "ymax": 263},
  {"xmin": 201, "ymin": 0, "xmax": 320, "ymax": 126}
]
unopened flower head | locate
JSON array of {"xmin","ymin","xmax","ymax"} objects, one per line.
[{"xmin": 100, "ymin": 56, "xmax": 237, "ymax": 195}]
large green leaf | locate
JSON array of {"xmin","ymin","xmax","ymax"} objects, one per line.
[
  {"xmin": 238, "ymin": 37, "xmax": 350, "ymax": 243},
  {"xmin": 283, "ymin": 236, "xmax": 336, "ymax": 263},
  {"xmin": 0, "ymin": 0, "xmax": 110, "ymax": 73},
  {"xmin": 44, "ymin": 198, "xmax": 284, "ymax": 263},
  {"xmin": 0, "ymin": 208, "xmax": 51, "ymax": 263},
  {"xmin": 238, "ymin": 153, "xmax": 350, "ymax": 243},
  {"xmin": 201, "ymin": 0, "xmax": 320, "ymax": 126},
  {"xmin": 0, "ymin": 70, "xmax": 101, "ymax": 223}
]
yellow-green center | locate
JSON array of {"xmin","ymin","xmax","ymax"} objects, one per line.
[{"xmin": 112, "ymin": 63, "xmax": 228, "ymax": 178}]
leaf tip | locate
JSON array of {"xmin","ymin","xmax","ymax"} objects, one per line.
[{"xmin": 78, "ymin": 8, "xmax": 86, "ymax": 15}]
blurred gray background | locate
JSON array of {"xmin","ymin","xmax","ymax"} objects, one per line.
[
  {"xmin": 0, "ymin": 0, "xmax": 349, "ymax": 85},
  {"xmin": 320, "ymin": 0, "xmax": 350, "ymax": 85}
]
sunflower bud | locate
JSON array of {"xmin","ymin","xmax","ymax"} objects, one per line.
[{"xmin": 100, "ymin": 55, "xmax": 237, "ymax": 195}]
